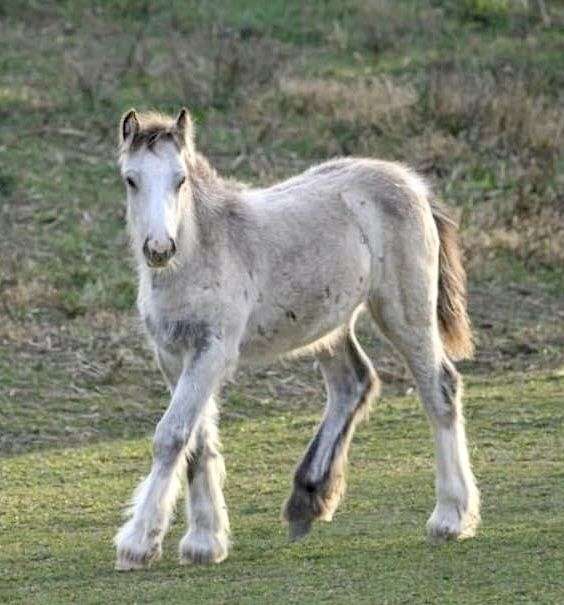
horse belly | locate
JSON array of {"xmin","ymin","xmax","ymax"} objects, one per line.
[{"xmin": 240, "ymin": 250, "xmax": 371, "ymax": 363}]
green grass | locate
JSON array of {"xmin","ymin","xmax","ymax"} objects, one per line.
[
  {"xmin": 1, "ymin": 1, "xmax": 563, "ymax": 603},
  {"xmin": 1, "ymin": 372, "xmax": 563, "ymax": 604}
]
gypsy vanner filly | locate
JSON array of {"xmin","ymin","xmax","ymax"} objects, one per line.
[{"xmin": 114, "ymin": 108, "xmax": 479, "ymax": 570}]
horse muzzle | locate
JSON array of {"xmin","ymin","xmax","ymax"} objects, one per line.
[{"xmin": 143, "ymin": 237, "xmax": 177, "ymax": 268}]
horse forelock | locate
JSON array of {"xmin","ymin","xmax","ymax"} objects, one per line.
[{"xmin": 119, "ymin": 112, "xmax": 187, "ymax": 157}]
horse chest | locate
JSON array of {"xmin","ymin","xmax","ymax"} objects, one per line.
[
  {"xmin": 140, "ymin": 276, "xmax": 232, "ymax": 351},
  {"xmin": 143, "ymin": 313, "xmax": 212, "ymax": 354}
]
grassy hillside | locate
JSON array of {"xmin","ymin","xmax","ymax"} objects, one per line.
[{"xmin": 1, "ymin": 1, "xmax": 563, "ymax": 603}]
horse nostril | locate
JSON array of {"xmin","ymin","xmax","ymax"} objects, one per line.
[
  {"xmin": 143, "ymin": 238, "xmax": 150, "ymax": 258},
  {"xmin": 169, "ymin": 238, "xmax": 176, "ymax": 257}
]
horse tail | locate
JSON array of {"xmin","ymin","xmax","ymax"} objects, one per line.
[{"xmin": 430, "ymin": 201, "xmax": 474, "ymax": 361}]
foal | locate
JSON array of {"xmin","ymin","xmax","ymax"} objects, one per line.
[{"xmin": 114, "ymin": 108, "xmax": 480, "ymax": 570}]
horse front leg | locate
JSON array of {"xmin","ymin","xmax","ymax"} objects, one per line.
[
  {"xmin": 114, "ymin": 338, "xmax": 236, "ymax": 571},
  {"xmin": 156, "ymin": 347, "xmax": 183, "ymax": 394},
  {"xmin": 179, "ymin": 395, "xmax": 230, "ymax": 564},
  {"xmin": 154, "ymin": 349, "xmax": 230, "ymax": 562}
]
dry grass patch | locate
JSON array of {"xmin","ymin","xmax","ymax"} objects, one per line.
[
  {"xmin": 407, "ymin": 130, "xmax": 471, "ymax": 175},
  {"xmin": 164, "ymin": 27, "xmax": 291, "ymax": 110},
  {"xmin": 278, "ymin": 76, "xmax": 417, "ymax": 123},
  {"xmin": 465, "ymin": 199, "xmax": 564, "ymax": 270},
  {"xmin": 484, "ymin": 81, "xmax": 563, "ymax": 153},
  {"xmin": 424, "ymin": 64, "xmax": 563, "ymax": 270},
  {"xmin": 355, "ymin": 0, "xmax": 442, "ymax": 53},
  {"xmin": 245, "ymin": 75, "xmax": 418, "ymax": 156},
  {"xmin": 425, "ymin": 66, "xmax": 563, "ymax": 156}
]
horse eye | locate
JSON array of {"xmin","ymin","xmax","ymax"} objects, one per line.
[
  {"xmin": 125, "ymin": 177, "xmax": 137, "ymax": 190},
  {"xmin": 176, "ymin": 176, "xmax": 186, "ymax": 191}
]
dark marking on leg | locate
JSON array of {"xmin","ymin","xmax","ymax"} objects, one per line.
[
  {"xmin": 439, "ymin": 360, "xmax": 461, "ymax": 423},
  {"xmin": 144, "ymin": 315, "xmax": 211, "ymax": 352},
  {"xmin": 283, "ymin": 470, "xmax": 334, "ymax": 541},
  {"xmin": 283, "ymin": 338, "xmax": 380, "ymax": 540},
  {"xmin": 186, "ymin": 444, "xmax": 203, "ymax": 485},
  {"xmin": 286, "ymin": 310, "xmax": 297, "ymax": 322}
]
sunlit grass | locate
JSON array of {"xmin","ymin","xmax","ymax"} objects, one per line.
[{"xmin": 1, "ymin": 373, "xmax": 563, "ymax": 603}]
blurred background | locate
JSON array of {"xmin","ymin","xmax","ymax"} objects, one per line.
[
  {"xmin": 1, "ymin": 2, "xmax": 563, "ymax": 602},
  {"xmin": 1, "ymin": 1, "xmax": 562, "ymax": 320}
]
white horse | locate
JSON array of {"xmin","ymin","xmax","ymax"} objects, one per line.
[{"xmin": 114, "ymin": 108, "xmax": 480, "ymax": 570}]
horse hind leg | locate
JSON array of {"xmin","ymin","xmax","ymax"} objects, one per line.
[
  {"xmin": 283, "ymin": 326, "xmax": 380, "ymax": 540},
  {"xmin": 368, "ymin": 287, "xmax": 480, "ymax": 542},
  {"xmin": 424, "ymin": 358, "xmax": 480, "ymax": 541}
]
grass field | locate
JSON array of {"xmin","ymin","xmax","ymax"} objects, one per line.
[{"xmin": 1, "ymin": 1, "xmax": 563, "ymax": 603}]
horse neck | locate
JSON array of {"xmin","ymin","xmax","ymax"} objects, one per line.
[
  {"xmin": 189, "ymin": 153, "xmax": 230, "ymax": 209},
  {"xmin": 185, "ymin": 153, "xmax": 241, "ymax": 246}
]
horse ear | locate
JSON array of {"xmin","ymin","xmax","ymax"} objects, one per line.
[
  {"xmin": 120, "ymin": 109, "xmax": 139, "ymax": 144},
  {"xmin": 175, "ymin": 107, "xmax": 194, "ymax": 145}
]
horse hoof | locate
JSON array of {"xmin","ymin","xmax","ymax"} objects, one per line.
[
  {"xmin": 114, "ymin": 520, "xmax": 162, "ymax": 571},
  {"xmin": 426, "ymin": 504, "xmax": 479, "ymax": 544},
  {"xmin": 179, "ymin": 531, "xmax": 229, "ymax": 565},
  {"xmin": 115, "ymin": 544, "xmax": 161, "ymax": 571},
  {"xmin": 288, "ymin": 519, "xmax": 312, "ymax": 541},
  {"xmin": 115, "ymin": 555, "xmax": 149, "ymax": 571}
]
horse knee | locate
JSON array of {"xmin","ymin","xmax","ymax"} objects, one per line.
[{"xmin": 153, "ymin": 423, "xmax": 186, "ymax": 463}]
